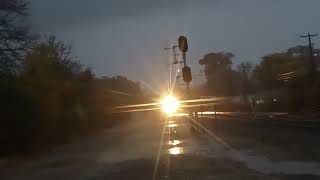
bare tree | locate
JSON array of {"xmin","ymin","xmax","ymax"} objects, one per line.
[
  {"xmin": 44, "ymin": 36, "xmax": 83, "ymax": 75},
  {"xmin": 0, "ymin": 0, "xmax": 32, "ymax": 73}
]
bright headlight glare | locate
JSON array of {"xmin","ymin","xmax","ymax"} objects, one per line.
[{"xmin": 161, "ymin": 95, "xmax": 179, "ymax": 115}]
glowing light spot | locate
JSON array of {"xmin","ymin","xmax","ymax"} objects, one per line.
[
  {"xmin": 167, "ymin": 123, "xmax": 178, "ymax": 128},
  {"xmin": 168, "ymin": 140, "xmax": 182, "ymax": 146},
  {"xmin": 170, "ymin": 113, "xmax": 188, "ymax": 117},
  {"xmin": 169, "ymin": 147, "xmax": 184, "ymax": 155},
  {"xmin": 161, "ymin": 95, "xmax": 179, "ymax": 115}
]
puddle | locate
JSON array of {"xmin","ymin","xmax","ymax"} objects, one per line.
[
  {"xmin": 169, "ymin": 147, "xmax": 184, "ymax": 155},
  {"xmin": 201, "ymin": 141, "xmax": 320, "ymax": 176},
  {"xmin": 167, "ymin": 124, "xmax": 179, "ymax": 128},
  {"xmin": 168, "ymin": 140, "xmax": 182, "ymax": 146},
  {"xmin": 168, "ymin": 120, "xmax": 175, "ymax": 124},
  {"xmin": 229, "ymin": 150, "xmax": 320, "ymax": 176}
]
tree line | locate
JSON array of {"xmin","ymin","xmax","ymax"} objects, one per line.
[
  {"xmin": 0, "ymin": 0, "xmax": 142, "ymax": 154},
  {"xmin": 198, "ymin": 46, "xmax": 320, "ymax": 112}
]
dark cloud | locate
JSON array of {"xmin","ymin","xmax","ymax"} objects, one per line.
[
  {"xmin": 30, "ymin": 0, "xmax": 212, "ymax": 29},
  {"xmin": 28, "ymin": 0, "xmax": 320, "ymax": 84}
]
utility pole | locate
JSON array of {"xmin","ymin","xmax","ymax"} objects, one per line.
[
  {"xmin": 300, "ymin": 32, "xmax": 318, "ymax": 83},
  {"xmin": 164, "ymin": 45, "xmax": 178, "ymax": 93}
]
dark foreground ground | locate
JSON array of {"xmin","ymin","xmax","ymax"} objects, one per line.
[
  {"xmin": 0, "ymin": 112, "xmax": 320, "ymax": 180},
  {"xmin": 200, "ymin": 113, "xmax": 320, "ymax": 161}
]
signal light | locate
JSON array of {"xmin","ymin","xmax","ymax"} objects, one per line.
[
  {"xmin": 178, "ymin": 36, "xmax": 188, "ymax": 53},
  {"xmin": 182, "ymin": 66, "xmax": 192, "ymax": 83}
]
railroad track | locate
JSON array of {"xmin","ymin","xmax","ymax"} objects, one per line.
[{"xmin": 198, "ymin": 112, "xmax": 320, "ymax": 129}]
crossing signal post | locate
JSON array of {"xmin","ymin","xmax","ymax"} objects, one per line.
[{"xmin": 178, "ymin": 36, "xmax": 192, "ymax": 96}]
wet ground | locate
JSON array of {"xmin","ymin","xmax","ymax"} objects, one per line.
[{"xmin": 1, "ymin": 112, "xmax": 320, "ymax": 180}]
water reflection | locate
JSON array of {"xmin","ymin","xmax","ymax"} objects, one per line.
[
  {"xmin": 167, "ymin": 123, "xmax": 178, "ymax": 128},
  {"xmin": 168, "ymin": 147, "xmax": 184, "ymax": 155},
  {"xmin": 168, "ymin": 120, "xmax": 175, "ymax": 124},
  {"xmin": 197, "ymin": 111, "xmax": 288, "ymax": 115},
  {"xmin": 168, "ymin": 140, "xmax": 182, "ymax": 146},
  {"xmin": 169, "ymin": 111, "xmax": 289, "ymax": 116},
  {"xmin": 170, "ymin": 113, "xmax": 188, "ymax": 117},
  {"xmin": 198, "ymin": 111, "xmax": 217, "ymax": 115}
]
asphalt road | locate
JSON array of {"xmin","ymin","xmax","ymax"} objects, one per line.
[{"xmin": 1, "ymin": 112, "xmax": 320, "ymax": 180}]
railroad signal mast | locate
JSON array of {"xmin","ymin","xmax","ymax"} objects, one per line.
[
  {"xmin": 164, "ymin": 45, "xmax": 179, "ymax": 92},
  {"xmin": 178, "ymin": 36, "xmax": 192, "ymax": 96}
]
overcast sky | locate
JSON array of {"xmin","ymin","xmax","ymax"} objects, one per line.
[{"xmin": 29, "ymin": 0, "xmax": 320, "ymax": 90}]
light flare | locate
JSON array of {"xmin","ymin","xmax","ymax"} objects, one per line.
[{"xmin": 161, "ymin": 95, "xmax": 179, "ymax": 115}]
